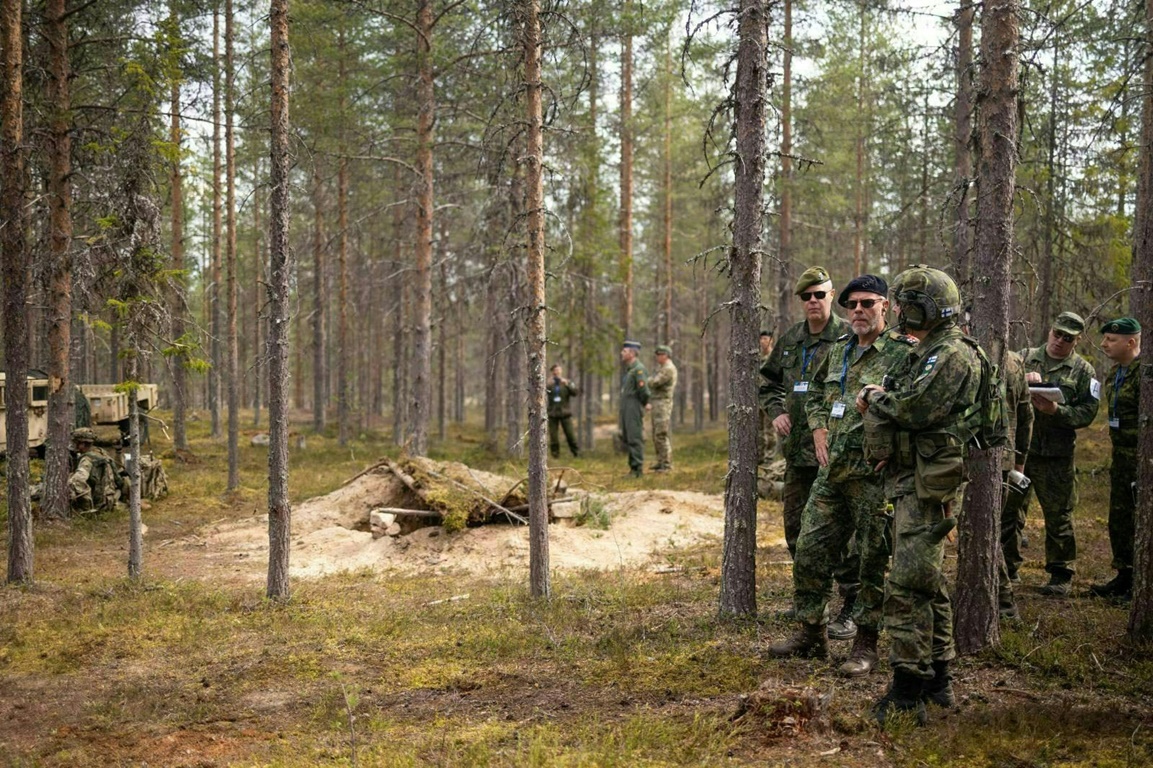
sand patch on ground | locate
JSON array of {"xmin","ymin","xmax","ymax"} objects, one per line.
[{"xmin": 193, "ymin": 460, "xmax": 725, "ymax": 581}]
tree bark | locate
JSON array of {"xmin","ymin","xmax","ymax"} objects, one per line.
[
  {"xmin": 311, "ymin": 165, "xmax": 327, "ymax": 433},
  {"xmin": 720, "ymin": 0, "xmax": 768, "ymax": 618},
  {"xmin": 210, "ymin": 2, "xmax": 222, "ymax": 439},
  {"xmin": 777, "ymin": 0, "xmax": 793, "ymax": 330},
  {"xmin": 955, "ymin": 0, "xmax": 1019, "ymax": 654},
  {"xmin": 661, "ymin": 33, "xmax": 673, "ymax": 346},
  {"xmin": 127, "ymin": 361, "xmax": 144, "ymax": 580},
  {"xmin": 619, "ymin": 5, "xmax": 634, "ymax": 340},
  {"xmin": 3, "ymin": 0, "xmax": 32, "ymax": 584},
  {"xmin": 522, "ymin": 0, "xmax": 550, "ymax": 599},
  {"xmin": 267, "ymin": 0, "xmax": 293, "ymax": 601},
  {"xmin": 169, "ymin": 0, "xmax": 189, "ymax": 449},
  {"xmin": 1128, "ymin": 0, "xmax": 1153, "ymax": 642},
  {"xmin": 952, "ymin": 0, "xmax": 975, "ymax": 289},
  {"xmin": 226, "ymin": 0, "xmax": 240, "ymax": 490},
  {"xmin": 42, "ymin": 0, "xmax": 74, "ymax": 521},
  {"xmin": 409, "ymin": 0, "xmax": 435, "ymax": 456},
  {"xmin": 337, "ymin": 25, "xmax": 351, "ymax": 447}
]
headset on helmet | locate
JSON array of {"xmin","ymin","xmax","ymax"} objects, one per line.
[{"xmin": 894, "ymin": 267, "xmax": 961, "ymax": 332}]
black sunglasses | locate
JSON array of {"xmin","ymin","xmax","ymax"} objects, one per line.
[
  {"xmin": 1051, "ymin": 329, "xmax": 1077, "ymax": 343},
  {"xmin": 844, "ymin": 298, "xmax": 880, "ymax": 310},
  {"xmin": 799, "ymin": 291, "xmax": 828, "ymax": 302}
]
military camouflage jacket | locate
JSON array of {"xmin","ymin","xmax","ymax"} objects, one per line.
[
  {"xmin": 759, "ymin": 314, "xmax": 850, "ymax": 466},
  {"xmin": 868, "ymin": 325, "xmax": 982, "ymax": 497},
  {"xmin": 1003, "ymin": 351, "xmax": 1034, "ymax": 471},
  {"xmin": 621, "ymin": 359, "xmax": 650, "ymax": 407},
  {"xmin": 806, "ymin": 327, "xmax": 915, "ymax": 481},
  {"xmin": 1102, "ymin": 354, "xmax": 1140, "ymax": 450},
  {"xmin": 546, "ymin": 377, "xmax": 580, "ymax": 418},
  {"xmin": 1017, "ymin": 346, "xmax": 1099, "ymax": 457},
  {"xmin": 649, "ymin": 360, "xmax": 678, "ymax": 401}
]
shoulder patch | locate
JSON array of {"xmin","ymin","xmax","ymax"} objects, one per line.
[{"xmin": 1090, "ymin": 378, "xmax": 1101, "ymax": 400}]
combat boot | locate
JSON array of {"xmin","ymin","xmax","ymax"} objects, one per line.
[
  {"xmin": 768, "ymin": 623, "xmax": 829, "ymax": 659},
  {"xmin": 1039, "ymin": 570, "xmax": 1072, "ymax": 597},
  {"xmin": 873, "ymin": 669, "xmax": 927, "ymax": 726},
  {"xmin": 1088, "ymin": 569, "xmax": 1132, "ymax": 599},
  {"xmin": 998, "ymin": 584, "xmax": 1020, "ymax": 621},
  {"xmin": 922, "ymin": 659, "xmax": 955, "ymax": 708},
  {"xmin": 836, "ymin": 625, "xmax": 879, "ymax": 677},
  {"xmin": 828, "ymin": 592, "xmax": 858, "ymax": 640}
]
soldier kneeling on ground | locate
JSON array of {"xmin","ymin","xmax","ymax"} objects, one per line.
[{"xmin": 69, "ymin": 427, "xmax": 127, "ymax": 514}]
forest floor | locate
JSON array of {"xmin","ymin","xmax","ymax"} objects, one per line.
[{"xmin": 1, "ymin": 411, "xmax": 1151, "ymax": 767}]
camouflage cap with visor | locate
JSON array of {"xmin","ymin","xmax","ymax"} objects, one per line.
[
  {"xmin": 654, "ymin": 344, "xmax": 672, "ymax": 356},
  {"xmin": 794, "ymin": 266, "xmax": 832, "ymax": 295},
  {"xmin": 1052, "ymin": 311, "xmax": 1086, "ymax": 337}
]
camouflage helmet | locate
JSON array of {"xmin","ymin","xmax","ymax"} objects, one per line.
[
  {"xmin": 894, "ymin": 266, "xmax": 961, "ymax": 332},
  {"xmin": 72, "ymin": 427, "xmax": 98, "ymax": 444}
]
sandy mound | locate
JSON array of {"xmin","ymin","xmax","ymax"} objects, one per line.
[{"xmin": 197, "ymin": 459, "xmax": 724, "ymax": 581}]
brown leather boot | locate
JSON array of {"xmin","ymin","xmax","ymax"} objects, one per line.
[
  {"xmin": 836, "ymin": 625, "xmax": 879, "ymax": 677},
  {"xmin": 768, "ymin": 623, "xmax": 829, "ymax": 659}
]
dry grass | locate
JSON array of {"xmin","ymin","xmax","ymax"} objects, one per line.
[{"xmin": 0, "ymin": 410, "xmax": 1150, "ymax": 766}]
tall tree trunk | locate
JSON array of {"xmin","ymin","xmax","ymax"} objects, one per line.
[
  {"xmin": 126, "ymin": 358, "xmax": 144, "ymax": 580},
  {"xmin": 522, "ymin": 0, "xmax": 550, "ymax": 598},
  {"xmin": 311, "ymin": 166, "xmax": 327, "ymax": 433},
  {"xmin": 267, "ymin": 0, "xmax": 292, "ymax": 601},
  {"xmin": 437, "ymin": 259, "xmax": 447, "ymax": 441},
  {"xmin": 720, "ymin": 0, "xmax": 768, "ymax": 618},
  {"xmin": 169, "ymin": 0, "xmax": 189, "ymax": 449},
  {"xmin": 661, "ymin": 33, "xmax": 673, "ymax": 345},
  {"xmin": 852, "ymin": 1, "xmax": 867, "ymax": 275},
  {"xmin": 1128, "ymin": 0, "xmax": 1153, "ymax": 642},
  {"xmin": 210, "ymin": 2, "xmax": 222, "ymax": 439},
  {"xmin": 777, "ymin": 0, "xmax": 793, "ymax": 330},
  {"xmin": 1037, "ymin": 36, "xmax": 1061, "ymax": 341},
  {"xmin": 953, "ymin": 0, "xmax": 975, "ymax": 287},
  {"xmin": 619, "ymin": 5, "xmax": 634, "ymax": 339},
  {"xmin": 391, "ymin": 164, "xmax": 408, "ymax": 445},
  {"xmin": 955, "ymin": 0, "xmax": 1019, "ymax": 654},
  {"xmin": 409, "ymin": 0, "xmax": 435, "ymax": 456},
  {"xmin": 251, "ymin": 157, "xmax": 264, "ymax": 427},
  {"xmin": 3, "ymin": 0, "xmax": 32, "ymax": 583},
  {"xmin": 337, "ymin": 26, "xmax": 350, "ymax": 447},
  {"xmin": 42, "ymin": 0, "xmax": 74, "ymax": 521},
  {"xmin": 225, "ymin": 0, "xmax": 240, "ymax": 491}
]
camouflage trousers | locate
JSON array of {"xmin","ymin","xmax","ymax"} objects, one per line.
[
  {"xmin": 793, "ymin": 471, "xmax": 892, "ymax": 630},
  {"xmin": 885, "ymin": 491, "xmax": 955, "ymax": 680},
  {"xmin": 1109, "ymin": 446, "xmax": 1137, "ymax": 571},
  {"xmin": 651, "ymin": 398, "xmax": 673, "ymax": 468},
  {"xmin": 782, "ymin": 464, "xmax": 859, "ymax": 594},
  {"xmin": 1002, "ymin": 454, "xmax": 1078, "ymax": 577}
]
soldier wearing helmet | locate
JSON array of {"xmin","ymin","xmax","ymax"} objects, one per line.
[
  {"xmin": 856, "ymin": 266, "xmax": 982, "ymax": 726},
  {"xmin": 69, "ymin": 428, "xmax": 122, "ymax": 514}
]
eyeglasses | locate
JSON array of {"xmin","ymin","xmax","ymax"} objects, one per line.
[
  {"xmin": 799, "ymin": 291, "xmax": 828, "ymax": 302},
  {"xmin": 1052, "ymin": 329, "xmax": 1077, "ymax": 343},
  {"xmin": 844, "ymin": 298, "xmax": 880, "ymax": 310}
]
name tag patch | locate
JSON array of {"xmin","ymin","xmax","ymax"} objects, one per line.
[
  {"xmin": 1109, "ymin": 417, "xmax": 1120, "ymax": 429},
  {"xmin": 830, "ymin": 401, "xmax": 846, "ymax": 418},
  {"xmin": 793, "ymin": 381, "xmax": 810, "ymax": 393}
]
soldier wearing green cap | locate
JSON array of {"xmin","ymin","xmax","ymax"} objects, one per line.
[
  {"xmin": 619, "ymin": 341, "xmax": 650, "ymax": 477},
  {"xmin": 648, "ymin": 345, "xmax": 678, "ymax": 472},
  {"xmin": 68, "ymin": 428, "xmax": 123, "ymax": 514},
  {"xmin": 1090, "ymin": 317, "xmax": 1142, "ymax": 599},
  {"xmin": 1002, "ymin": 311, "xmax": 1100, "ymax": 596},
  {"xmin": 759, "ymin": 265, "xmax": 858, "ymax": 636}
]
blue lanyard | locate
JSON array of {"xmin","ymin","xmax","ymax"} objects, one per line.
[
  {"xmin": 1111, "ymin": 366, "xmax": 1127, "ymax": 420},
  {"xmin": 838, "ymin": 340, "xmax": 857, "ymax": 397},
  {"xmin": 801, "ymin": 344, "xmax": 819, "ymax": 378}
]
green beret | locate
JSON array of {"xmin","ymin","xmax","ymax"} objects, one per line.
[
  {"xmin": 654, "ymin": 344, "xmax": 672, "ymax": 356},
  {"xmin": 794, "ymin": 266, "xmax": 832, "ymax": 295},
  {"xmin": 1100, "ymin": 317, "xmax": 1141, "ymax": 335},
  {"xmin": 1053, "ymin": 311, "xmax": 1086, "ymax": 336}
]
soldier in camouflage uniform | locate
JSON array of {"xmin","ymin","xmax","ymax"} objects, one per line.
[
  {"xmin": 1089, "ymin": 317, "xmax": 1141, "ymax": 599},
  {"xmin": 648, "ymin": 345, "xmax": 678, "ymax": 472},
  {"xmin": 770, "ymin": 275, "xmax": 913, "ymax": 677},
  {"xmin": 759, "ymin": 267, "xmax": 859, "ymax": 636},
  {"xmin": 1001, "ymin": 312, "xmax": 1100, "ymax": 596},
  {"xmin": 996, "ymin": 347, "xmax": 1034, "ymax": 620},
  {"xmin": 619, "ymin": 341, "xmax": 650, "ymax": 477},
  {"xmin": 758, "ymin": 331, "xmax": 778, "ymax": 467},
  {"xmin": 547, "ymin": 363, "xmax": 581, "ymax": 459},
  {"xmin": 858, "ymin": 266, "xmax": 981, "ymax": 725},
  {"xmin": 68, "ymin": 427, "xmax": 122, "ymax": 514}
]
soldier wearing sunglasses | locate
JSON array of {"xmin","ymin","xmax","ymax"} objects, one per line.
[
  {"xmin": 759, "ymin": 266, "xmax": 857, "ymax": 637},
  {"xmin": 1002, "ymin": 311, "xmax": 1100, "ymax": 596}
]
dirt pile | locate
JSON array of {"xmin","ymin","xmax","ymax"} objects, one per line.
[{"xmin": 197, "ymin": 458, "xmax": 726, "ymax": 581}]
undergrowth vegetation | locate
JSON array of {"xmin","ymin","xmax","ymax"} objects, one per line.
[{"xmin": 0, "ymin": 409, "xmax": 1150, "ymax": 766}]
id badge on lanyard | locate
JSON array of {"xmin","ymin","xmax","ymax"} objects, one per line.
[{"xmin": 830, "ymin": 401, "xmax": 846, "ymax": 419}]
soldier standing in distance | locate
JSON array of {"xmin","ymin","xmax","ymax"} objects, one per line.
[
  {"xmin": 546, "ymin": 363, "xmax": 581, "ymax": 459},
  {"xmin": 759, "ymin": 266, "xmax": 858, "ymax": 637},
  {"xmin": 619, "ymin": 340, "xmax": 649, "ymax": 477},
  {"xmin": 857, "ymin": 266, "xmax": 981, "ymax": 726},
  {"xmin": 770, "ymin": 275, "xmax": 913, "ymax": 677},
  {"xmin": 1090, "ymin": 317, "xmax": 1141, "ymax": 599},
  {"xmin": 1001, "ymin": 312, "xmax": 1100, "ymax": 596},
  {"xmin": 647, "ymin": 345, "xmax": 678, "ymax": 472}
]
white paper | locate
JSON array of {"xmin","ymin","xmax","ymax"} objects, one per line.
[{"xmin": 1028, "ymin": 386, "xmax": 1065, "ymax": 404}]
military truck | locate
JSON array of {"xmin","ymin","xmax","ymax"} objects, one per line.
[{"xmin": 0, "ymin": 376, "xmax": 158, "ymax": 455}]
